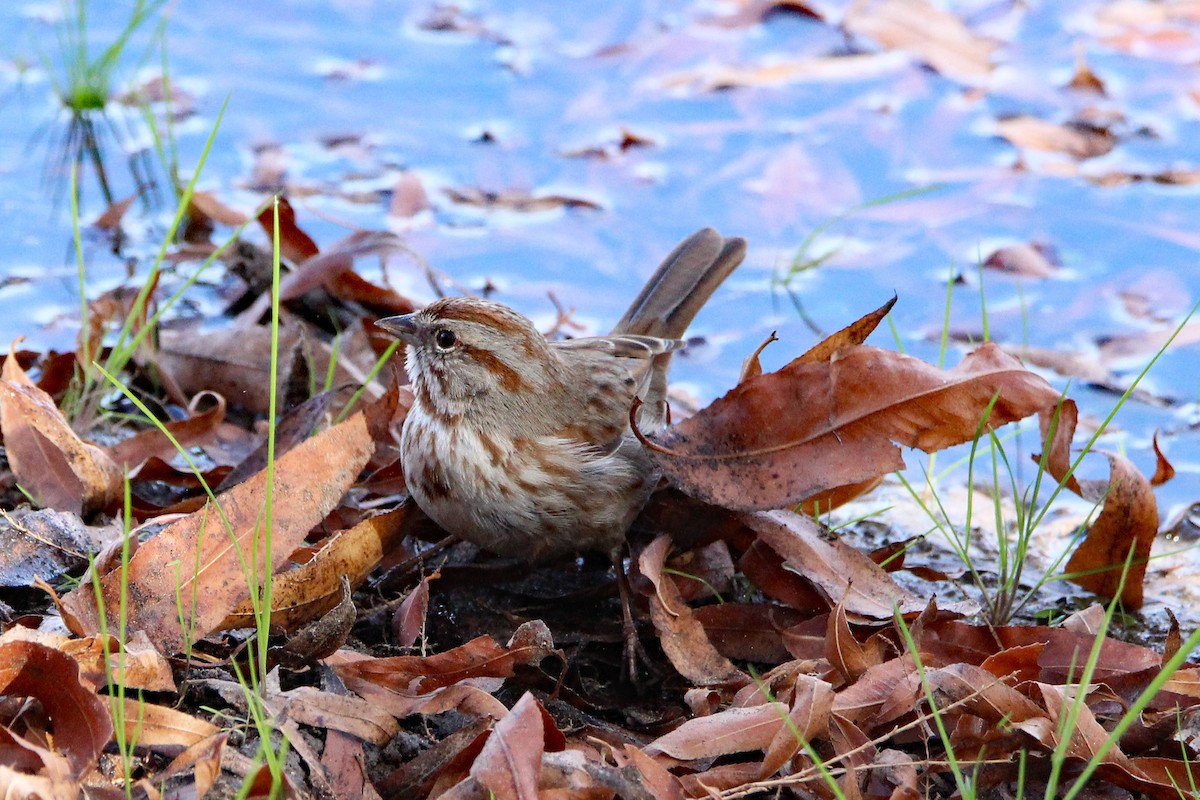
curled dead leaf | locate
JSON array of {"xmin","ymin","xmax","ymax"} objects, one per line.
[
  {"xmin": 1064, "ymin": 452, "xmax": 1158, "ymax": 609},
  {"xmin": 0, "ymin": 344, "xmax": 121, "ymax": 515},
  {"xmin": 648, "ymin": 342, "xmax": 1076, "ymax": 512}
]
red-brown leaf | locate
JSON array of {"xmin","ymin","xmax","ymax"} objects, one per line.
[
  {"xmin": 0, "ymin": 347, "xmax": 121, "ymax": 515},
  {"xmin": 1064, "ymin": 453, "xmax": 1158, "ymax": 609},
  {"xmin": 648, "ymin": 343, "xmax": 1076, "ymax": 511},
  {"xmin": 470, "ymin": 693, "xmax": 545, "ymax": 800},
  {"xmin": 646, "ymin": 702, "xmax": 788, "ymax": 761},
  {"xmin": 61, "ymin": 414, "xmax": 373, "ymax": 653}
]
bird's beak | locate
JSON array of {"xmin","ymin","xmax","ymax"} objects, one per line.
[{"xmin": 376, "ymin": 313, "xmax": 419, "ymax": 344}]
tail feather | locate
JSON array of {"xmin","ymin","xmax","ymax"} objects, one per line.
[
  {"xmin": 612, "ymin": 228, "xmax": 746, "ymax": 429},
  {"xmin": 613, "ymin": 228, "xmax": 747, "ymax": 339}
]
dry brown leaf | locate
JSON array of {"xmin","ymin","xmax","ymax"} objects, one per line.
[
  {"xmin": 330, "ymin": 620, "xmax": 554, "ymax": 720},
  {"xmin": 277, "ymin": 230, "xmax": 406, "ymax": 303},
  {"xmin": 663, "ymin": 52, "xmax": 906, "ymax": 93},
  {"xmin": 444, "ymin": 186, "xmax": 602, "ymax": 212},
  {"xmin": 693, "ymin": 603, "xmax": 803, "ymax": 663},
  {"xmin": 0, "ymin": 633, "xmax": 113, "ymax": 778},
  {"xmin": 1151, "ymin": 432, "xmax": 1176, "ymax": 487},
  {"xmin": 759, "ymin": 674, "xmax": 834, "ymax": 778},
  {"xmin": 190, "ymin": 190, "xmax": 250, "ymax": 227},
  {"xmin": 738, "ymin": 332, "xmax": 778, "ymax": 385},
  {"xmin": 648, "ymin": 342, "xmax": 1076, "ymax": 511},
  {"xmin": 376, "ymin": 718, "xmax": 491, "ymax": 799},
  {"xmin": 258, "ymin": 195, "xmax": 319, "ymax": 264},
  {"xmin": 389, "ymin": 171, "xmax": 431, "ymax": 218},
  {"xmin": 1067, "ymin": 42, "xmax": 1107, "ymax": 94},
  {"xmin": 0, "ymin": 345, "xmax": 121, "ymax": 515},
  {"xmin": 622, "ymin": 745, "xmax": 686, "ymax": 800},
  {"xmin": 469, "ymin": 692, "xmax": 546, "ymax": 800},
  {"xmin": 826, "ymin": 591, "xmax": 888, "ymax": 681},
  {"xmin": 266, "ymin": 685, "xmax": 399, "ymax": 745},
  {"xmin": 639, "ymin": 534, "xmax": 747, "ymax": 685},
  {"xmin": 791, "ymin": 295, "xmax": 896, "ymax": 367},
  {"xmin": 995, "ymin": 115, "xmax": 1117, "ymax": 159},
  {"xmin": 925, "ymin": 663, "xmax": 1048, "ymax": 729},
  {"xmin": 647, "ymin": 702, "xmax": 788, "ymax": 761},
  {"xmin": 93, "ymin": 193, "xmax": 138, "ymax": 231},
  {"xmin": 157, "ymin": 733, "xmax": 227, "ymax": 798},
  {"xmin": 739, "ymin": 539, "xmax": 828, "ymax": 613},
  {"xmin": 106, "ymin": 392, "xmax": 228, "ymax": 472},
  {"xmin": 20, "ymin": 628, "xmax": 178, "ymax": 693},
  {"xmin": 747, "ymin": 511, "xmax": 938, "ymax": 618},
  {"xmin": 61, "ymin": 414, "xmax": 373, "ymax": 653},
  {"xmin": 831, "ymin": 655, "xmax": 921, "ymax": 728},
  {"xmin": 983, "ymin": 243, "xmax": 1060, "ymax": 278},
  {"xmin": 119, "ymin": 698, "xmax": 220, "ymax": 748},
  {"xmin": 277, "ymin": 574, "xmax": 356, "ymax": 665},
  {"xmin": 1064, "ymin": 453, "xmax": 1158, "ymax": 608},
  {"xmin": 394, "ymin": 574, "xmax": 431, "ymax": 648},
  {"xmin": 1096, "ymin": 320, "xmax": 1200, "ymax": 367},
  {"xmin": 221, "ymin": 505, "xmax": 410, "ymax": 632},
  {"xmin": 843, "ymin": 0, "xmax": 997, "ymax": 83},
  {"xmin": 154, "ymin": 322, "xmax": 304, "ymax": 416}
]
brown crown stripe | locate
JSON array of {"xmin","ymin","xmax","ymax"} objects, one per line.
[{"xmin": 430, "ymin": 299, "xmax": 530, "ymax": 337}]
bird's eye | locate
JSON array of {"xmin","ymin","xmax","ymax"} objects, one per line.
[{"xmin": 434, "ymin": 328, "xmax": 457, "ymax": 350}]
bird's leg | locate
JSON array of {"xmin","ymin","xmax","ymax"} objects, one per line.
[{"xmin": 613, "ymin": 546, "xmax": 655, "ymax": 686}]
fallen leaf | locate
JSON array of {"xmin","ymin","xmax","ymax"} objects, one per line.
[
  {"xmin": 258, "ymin": 195, "xmax": 319, "ymax": 264},
  {"xmin": 831, "ymin": 655, "xmax": 920, "ymax": 728},
  {"xmin": 277, "ymin": 575, "xmax": 356, "ymax": 666},
  {"xmin": 277, "ymin": 230, "xmax": 407, "ymax": 303},
  {"xmin": 389, "ymin": 172, "xmax": 431, "ymax": 218},
  {"xmin": 0, "ymin": 345, "xmax": 121, "ymax": 515},
  {"xmin": 118, "ymin": 698, "xmax": 220, "ymax": 748},
  {"xmin": 61, "ymin": 414, "xmax": 373, "ymax": 653},
  {"xmin": 444, "ymin": 186, "xmax": 602, "ymax": 212},
  {"xmin": 843, "ymin": 0, "xmax": 997, "ymax": 83},
  {"xmin": 1150, "ymin": 432, "xmax": 1175, "ymax": 486},
  {"xmin": 156, "ymin": 733, "xmax": 227, "ymax": 798},
  {"xmin": 995, "ymin": 115, "xmax": 1117, "ymax": 159},
  {"xmin": 791, "ymin": 295, "xmax": 896, "ymax": 367},
  {"xmin": 1067, "ymin": 42, "xmax": 1107, "ymax": 94},
  {"xmin": 222, "ymin": 505, "xmax": 410, "ymax": 632},
  {"xmin": 190, "ymin": 190, "xmax": 250, "ymax": 227},
  {"xmin": 330, "ymin": 621, "xmax": 554, "ymax": 720},
  {"xmin": 266, "ymin": 685, "xmax": 399, "ymax": 745},
  {"xmin": 0, "ymin": 633, "xmax": 112, "ymax": 777},
  {"xmin": 759, "ymin": 674, "xmax": 835, "ymax": 777},
  {"xmin": 0, "ymin": 507, "xmax": 118, "ymax": 587},
  {"xmin": 693, "ymin": 602, "xmax": 804, "ymax": 663},
  {"xmin": 983, "ymin": 243, "xmax": 1060, "ymax": 278},
  {"xmin": 639, "ymin": 534, "xmax": 747, "ymax": 685},
  {"xmin": 1064, "ymin": 453, "xmax": 1158, "ymax": 608},
  {"xmin": 826, "ymin": 591, "xmax": 888, "ymax": 681},
  {"xmin": 747, "ymin": 510, "xmax": 944, "ymax": 618},
  {"xmin": 394, "ymin": 574, "xmax": 431, "ymax": 648},
  {"xmin": 93, "ymin": 194, "xmax": 138, "ymax": 231},
  {"xmin": 738, "ymin": 332, "xmax": 778, "ymax": 385},
  {"xmin": 106, "ymin": 391, "xmax": 228, "ymax": 472},
  {"xmin": 646, "ymin": 702, "xmax": 788, "ymax": 760},
  {"xmin": 470, "ymin": 692, "xmax": 546, "ymax": 800},
  {"xmin": 647, "ymin": 342, "xmax": 1076, "ymax": 511}
]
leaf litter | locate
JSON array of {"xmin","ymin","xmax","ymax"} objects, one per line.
[
  {"xmin": 4, "ymin": 1, "xmax": 1200, "ymax": 794},
  {"xmin": 0, "ymin": 199, "xmax": 1189, "ymax": 799}
]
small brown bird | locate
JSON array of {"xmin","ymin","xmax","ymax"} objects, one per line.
[{"xmin": 378, "ymin": 230, "xmax": 745, "ymax": 672}]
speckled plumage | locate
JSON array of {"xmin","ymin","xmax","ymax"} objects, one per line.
[{"xmin": 380, "ymin": 229, "xmax": 746, "ymax": 560}]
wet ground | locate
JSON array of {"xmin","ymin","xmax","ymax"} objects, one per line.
[{"xmin": 1, "ymin": 1, "xmax": 1198, "ymax": 627}]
